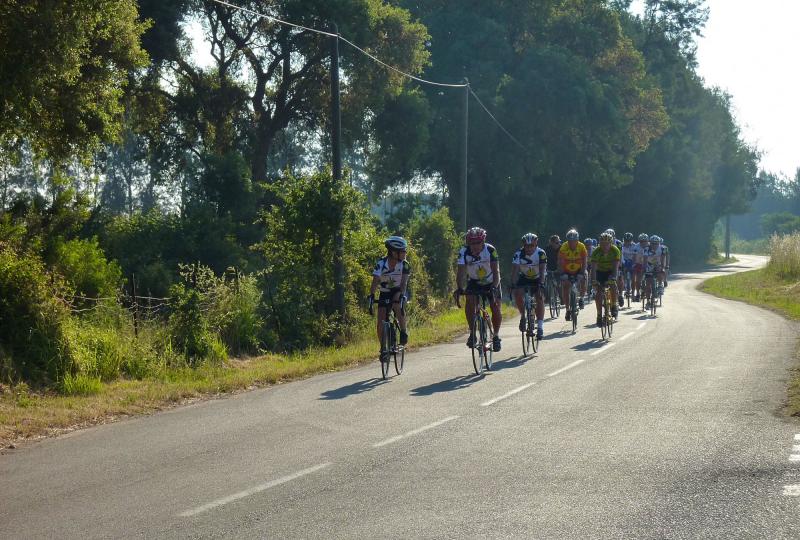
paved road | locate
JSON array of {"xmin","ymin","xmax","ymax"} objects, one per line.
[{"xmin": 3, "ymin": 254, "xmax": 800, "ymax": 538}]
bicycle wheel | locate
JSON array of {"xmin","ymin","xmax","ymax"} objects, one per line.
[
  {"xmin": 606, "ymin": 295, "xmax": 614, "ymax": 339},
  {"xmin": 471, "ymin": 313, "xmax": 484, "ymax": 375},
  {"xmin": 393, "ymin": 323, "xmax": 404, "ymax": 375},
  {"xmin": 600, "ymin": 293, "xmax": 608, "ymax": 340},
  {"xmin": 520, "ymin": 321, "xmax": 528, "ymax": 356},
  {"xmin": 483, "ymin": 314, "xmax": 493, "ymax": 371},
  {"xmin": 380, "ymin": 322, "xmax": 392, "ymax": 379},
  {"xmin": 528, "ymin": 305, "xmax": 537, "ymax": 354},
  {"xmin": 548, "ymin": 280, "xmax": 557, "ymax": 319},
  {"xmin": 570, "ymin": 288, "xmax": 578, "ymax": 333}
]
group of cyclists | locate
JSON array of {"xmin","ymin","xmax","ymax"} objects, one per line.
[{"xmin": 368, "ymin": 227, "xmax": 670, "ymax": 354}]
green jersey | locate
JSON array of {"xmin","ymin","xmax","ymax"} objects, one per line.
[{"xmin": 590, "ymin": 245, "xmax": 621, "ymax": 272}]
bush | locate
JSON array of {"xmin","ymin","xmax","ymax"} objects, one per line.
[
  {"xmin": 404, "ymin": 207, "xmax": 460, "ymax": 298},
  {"xmin": 169, "ymin": 282, "xmax": 227, "ymax": 365},
  {"xmin": 258, "ymin": 169, "xmax": 383, "ymax": 349},
  {"xmin": 52, "ymin": 237, "xmax": 123, "ymax": 298},
  {"xmin": 60, "ymin": 372, "xmax": 102, "ymax": 396},
  {"xmin": 0, "ymin": 246, "xmax": 72, "ymax": 384}
]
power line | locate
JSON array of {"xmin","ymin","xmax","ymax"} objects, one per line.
[
  {"xmin": 468, "ymin": 87, "xmax": 529, "ymax": 153},
  {"xmin": 211, "ymin": 0, "xmax": 337, "ymax": 37}
]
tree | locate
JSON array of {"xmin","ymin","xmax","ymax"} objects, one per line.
[{"xmin": 0, "ymin": 0, "xmax": 149, "ymax": 162}]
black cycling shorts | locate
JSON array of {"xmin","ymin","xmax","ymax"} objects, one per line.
[
  {"xmin": 596, "ymin": 270, "xmax": 617, "ymax": 285},
  {"xmin": 515, "ymin": 276, "xmax": 541, "ymax": 292},
  {"xmin": 378, "ymin": 288, "xmax": 403, "ymax": 307}
]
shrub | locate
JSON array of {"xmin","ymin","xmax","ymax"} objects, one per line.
[
  {"xmin": 404, "ymin": 207, "xmax": 460, "ymax": 298},
  {"xmin": 169, "ymin": 283, "xmax": 227, "ymax": 365},
  {"xmin": 0, "ymin": 246, "xmax": 72, "ymax": 384},
  {"xmin": 60, "ymin": 372, "xmax": 102, "ymax": 396},
  {"xmin": 52, "ymin": 237, "xmax": 123, "ymax": 298}
]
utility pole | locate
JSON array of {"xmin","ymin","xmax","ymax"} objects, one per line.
[
  {"xmin": 725, "ymin": 214, "xmax": 731, "ymax": 259},
  {"xmin": 330, "ymin": 24, "xmax": 345, "ymax": 317},
  {"xmin": 461, "ymin": 78, "xmax": 469, "ymax": 233}
]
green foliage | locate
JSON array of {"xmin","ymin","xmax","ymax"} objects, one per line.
[
  {"xmin": 761, "ymin": 212, "xmax": 800, "ymax": 237},
  {"xmin": 168, "ymin": 282, "xmax": 228, "ymax": 366},
  {"xmin": 0, "ymin": 0, "xmax": 149, "ymax": 161},
  {"xmin": 404, "ymin": 207, "xmax": 460, "ymax": 298},
  {"xmin": 52, "ymin": 238, "xmax": 123, "ymax": 298},
  {"xmin": 258, "ymin": 169, "xmax": 383, "ymax": 349},
  {"xmin": 60, "ymin": 372, "xmax": 102, "ymax": 397},
  {"xmin": 0, "ymin": 246, "xmax": 72, "ymax": 384},
  {"xmin": 768, "ymin": 233, "xmax": 800, "ymax": 280}
]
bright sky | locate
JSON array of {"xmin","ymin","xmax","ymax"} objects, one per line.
[{"xmin": 692, "ymin": 1, "xmax": 799, "ymax": 179}]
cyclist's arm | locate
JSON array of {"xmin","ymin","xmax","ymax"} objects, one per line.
[
  {"xmin": 455, "ymin": 265, "xmax": 466, "ymax": 291},
  {"xmin": 369, "ymin": 275, "xmax": 380, "ymax": 297},
  {"xmin": 399, "ymin": 273, "xmax": 410, "ymax": 296},
  {"xmin": 491, "ymin": 261, "xmax": 500, "ymax": 288},
  {"xmin": 580, "ymin": 254, "xmax": 588, "ymax": 274},
  {"xmin": 510, "ymin": 263, "xmax": 520, "ymax": 284}
]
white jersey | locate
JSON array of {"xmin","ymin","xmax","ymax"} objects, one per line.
[
  {"xmin": 512, "ymin": 247, "xmax": 547, "ymax": 280},
  {"xmin": 457, "ymin": 243, "xmax": 499, "ymax": 285},
  {"xmin": 372, "ymin": 257, "xmax": 410, "ymax": 292},
  {"xmin": 621, "ymin": 242, "xmax": 637, "ymax": 263},
  {"xmin": 641, "ymin": 246, "xmax": 664, "ymax": 272}
]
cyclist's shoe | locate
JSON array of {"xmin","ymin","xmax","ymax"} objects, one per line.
[
  {"xmin": 579, "ymin": 298, "xmax": 585, "ymax": 309},
  {"xmin": 492, "ymin": 335, "xmax": 502, "ymax": 352},
  {"xmin": 633, "ymin": 294, "xmax": 640, "ymax": 302},
  {"xmin": 612, "ymin": 306, "xmax": 619, "ymax": 318},
  {"xmin": 536, "ymin": 328, "xmax": 544, "ymax": 340},
  {"xmin": 400, "ymin": 331, "xmax": 408, "ymax": 346},
  {"xmin": 466, "ymin": 335, "xmax": 475, "ymax": 348},
  {"xmin": 565, "ymin": 310, "xmax": 572, "ymax": 321},
  {"xmin": 596, "ymin": 315, "xmax": 603, "ymax": 326},
  {"xmin": 518, "ymin": 317, "xmax": 526, "ymax": 332}
]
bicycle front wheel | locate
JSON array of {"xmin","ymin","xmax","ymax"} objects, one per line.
[
  {"xmin": 570, "ymin": 289, "xmax": 578, "ymax": 333},
  {"xmin": 380, "ymin": 322, "xmax": 392, "ymax": 379},
  {"xmin": 471, "ymin": 314, "xmax": 484, "ymax": 375},
  {"xmin": 483, "ymin": 316, "xmax": 493, "ymax": 371},
  {"xmin": 528, "ymin": 305, "xmax": 538, "ymax": 354}
]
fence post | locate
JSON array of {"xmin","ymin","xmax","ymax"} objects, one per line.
[{"xmin": 131, "ymin": 273, "xmax": 139, "ymax": 338}]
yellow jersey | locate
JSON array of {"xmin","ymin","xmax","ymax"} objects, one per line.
[{"xmin": 559, "ymin": 241, "xmax": 587, "ymax": 273}]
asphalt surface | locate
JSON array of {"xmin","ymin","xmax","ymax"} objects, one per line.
[{"xmin": 3, "ymin": 254, "xmax": 800, "ymax": 539}]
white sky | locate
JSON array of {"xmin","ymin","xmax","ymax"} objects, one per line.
[{"xmin": 694, "ymin": 0, "xmax": 799, "ymax": 179}]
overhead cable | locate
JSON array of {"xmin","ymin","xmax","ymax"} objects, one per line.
[{"xmin": 468, "ymin": 87, "xmax": 529, "ymax": 153}]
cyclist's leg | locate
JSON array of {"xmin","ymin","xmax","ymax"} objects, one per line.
[
  {"xmin": 513, "ymin": 286, "xmax": 525, "ymax": 316},
  {"xmin": 560, "ymin": 273, "xmax": 570, "ymax": 310},
  {"xmin": 534, "ymin": 282, "xmax": 545, "ymax": 323},
  {"xmin": 376, "ymin": 305, "xmax": 386, "ymax": 343},
  {"xmin": 390, "ymin": 290, "xmax": 408, "ymax": 344},
  {"xmin": 489, "ymin": 292, "xmax": 503, "ymax": 335}
]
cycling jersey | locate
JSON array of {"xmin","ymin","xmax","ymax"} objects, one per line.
[
  {"xmin": 457, "ymin": 243, "xmax": 499, "ymax": 285},
  {"xmin": 621, "ymin": 242, "xmax": 637, "ymax": 263},
  {"xmin": 372, "ymin": 257, "xmax": 410, "ymax": 292},
  {"xmin": 590, "ymin": 245, "xmax": 621, "ymax": 272},
  {"xmin": 641, "ymin": 246, "xmax": 663, "ymax": 272},
  {"xmin": 512, "ymin": 247, "xmax": 547, "ymax": 280},
  {"xmin": 544, "ymin": 244, "xmax": 561, "ymax": 272},
  {"xmin": 559, "ymin": 241, "xmax": 587, "ymax": 274}
]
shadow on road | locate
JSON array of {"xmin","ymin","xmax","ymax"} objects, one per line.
[
  {"xmin": 411, "ymin": 373, "xmax": 483, "ymax": 396},
  {"xmin": 319, "ymin": 377, "xmax": 387, "ymax": 400},
  {"xmin": 541, "ymin": 330, "xmax": 572, "ymax": 340},
  {"xmin": 571, "ymin": 339, "xmax": 606, "ymax": 352},
  {"xmin": 490, "ymin": 354, "xmax": 530, "ymax": 371}
]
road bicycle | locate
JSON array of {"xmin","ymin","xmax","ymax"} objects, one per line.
[
  {"xmin": 546, "ymin": 272, "xmax": 561, "ymax": 319},
  {"xmin": 595, "ymin": 280, "xmax": 615, "ymax": 340},
  {"xmin": 515, "ymin": 285, "xmax": 539, "ymax": 356},
  {"xmin": 458, "ymin": 289, "xmax": 495, "ymax": 375},
  {"xmin": 622, "ymin": 267, "xmax": 633, "ymax": 309},
  {"xmin": 566, "ymin": 274, "xmax": 580, "ymax": 333},
  {"xmin": 369, "ymin": 295, "xmax": 405, "ymax": 379},
  {"xmin": 642, "ymin": 272, "xmax": 658, "ymax": 317}
]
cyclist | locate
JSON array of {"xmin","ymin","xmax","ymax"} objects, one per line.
[
  {"xmin": 584, "ymin": 237, "xmax": 595, "ymax": 300},
  {"xmin": 649, "ymin": 235, "xmax": 668, "ymax": 295},
  {"xmin": 632, "ymin": 233, "xmax": 649, "ymax": 301},
  {"xmin": 621, "ymin": 232, "xmax": 636, "ymax": 303},
  {"xmin": 605, "ymin": 229, "xmax": 626, "ymax": 307},
  {"xmin": 559, "ymin": 229, "xmax": 588, "ymax": 322},
  {"xmin": 590, "ymin": 232, "xmax": 621, "ymax": 325},
  {"xmin": 544, "ymin": 234, "xmax": 561, "ymax": 305},
  {"xmin": 369, "ymin": 236, "xmax": 410, "ymax": 346},
  {"xmin": 640, "ymin": 235, "xmax": 665, "ymax": 308},
  {"xmin": 511, "ymin": 233, "xmax": 547, "ymax": 340},
  {"xmin": 454, "ymin": 227, "xmax": 503, "ymax": 351},
  {"xmin": 660, "ymin": 237, "xmax": 671, "ymax": 287}
]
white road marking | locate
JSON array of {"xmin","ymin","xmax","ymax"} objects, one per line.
[
  {"xmin": 619, "ymin": 332, "xmax": 635, "ymax": 341},
  {"xmin": 789, "ymin": 455, "xmax": 800, "ymax": 462},
  {"xmin": 372, "ymin": 416, "xmax": 459, "ymax": 448},
  {"xmin": 795, "ymin": 434, "xmax": 800, "ymax": 441},
  {"xmin": 783, "ymin": 485, "xmax": 800, "ymax": 497},
  {"xmin": 636, "ymin": 322, "xmax": 647, "ymax": 330},
  {"xmin": 179, "ymin": 462, "xmax": 332, "ymax": 517},
  {"xmin": 590, "ymin": 342, "xmax": 617, "ymax": 356},
  {"xmin": 481, "ymin": 383, "xmax": 536, "ymax": 407},
  {"xmin": 793, "ymin": 445, "xmax": 800, "ymax": 453},
  {"xmin": 546, "ymin": 359, "xmax": 586, "ymax": 378}
]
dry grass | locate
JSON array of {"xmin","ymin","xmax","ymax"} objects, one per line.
[
  {"xmin": 768, "ymin": 232, "xmax": 800, "ymax": 279},
  {"xmin": 0, "ymin": 305, "xmax": 516, "ymax": 447}
]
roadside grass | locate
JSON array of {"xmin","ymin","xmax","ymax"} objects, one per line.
[
  {"xmin": 0, "ymin": 304, "xmax": 516, "ymax": 447},
  {"xmin": 701, "ymin": 235, "xmax": 800, "ymax": 416},
  {"xmin": 706, "ymin": 254, "xmax": 739, "ymax": 265}
]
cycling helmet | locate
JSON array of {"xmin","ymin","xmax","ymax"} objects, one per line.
[
  {"xmin": 565, "ymin": 229, "xmax": 579, "ymax": 241},
  {"xmin": 599, "ymin": 232, "xmax": 613, "ymax": 242},
  {"xmin": 591, "ymin": 238, "xmax": 598, "ymax": 246},
  {"xmin": 385, "ymin": 235, "xmax": 408, "ymax": 251},
  {"xmin": 638, "ymin": 233, "xmax": 649, "ymax": 242},
  {"xmin": 549, "ymin": 234, "xmax": 560, "ymax": 243},
  {"xmin": 521, "ymin": 233, "xmax": 538, "ymax": 245},
  {"xmin": 623, "ymin": 232, "xmax": 633, "ymax": 241},
  {"xmin": 605, "ymin": 228, "xmax": 616, "ymax": 238},
  {"xmin": 466, "ymin": 227, "xmax": 487, "ymax": 244},
  {"xmin": 649, "ymin": 235, "xmax": 660, "ymax": 243},
  {"xmin": 583, "ymin": 237, "xmax": 592, "ymax": 246}
]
